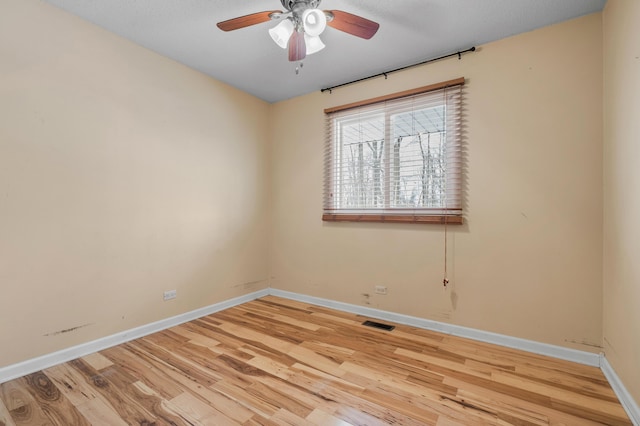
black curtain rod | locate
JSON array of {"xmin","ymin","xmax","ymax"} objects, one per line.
[{"xmin": 321, "ymin": 46, "xmax": 476, "ymax": 94}]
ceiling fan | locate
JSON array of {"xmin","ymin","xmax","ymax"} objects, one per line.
[{"xmin": 217, "ymin": 0, "xmax": 380, "ymax": 62}]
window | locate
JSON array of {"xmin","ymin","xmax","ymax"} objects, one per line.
[{"xmin": 323, "ymin": 78, "xmax": 464, "ymax": 224}]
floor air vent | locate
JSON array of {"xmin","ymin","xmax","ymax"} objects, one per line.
[{"xmin": 362, "ymin": 320, "xmax": 395, "ymax": 331}]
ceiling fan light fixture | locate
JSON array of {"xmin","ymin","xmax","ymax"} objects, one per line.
[
  {"xmin": 304, "ymin": 34, "xmax": 325, "ymax": 55},
  {"xmin": 218, "ymin": 3, "xmax": 379, "ymax": 63},
  {"xmin": 269, "ymin": 19, "xmax": 294, "ymax": 48},
  {"xmin": 302, "ymin": 8, "xmax": 327, "ymax": 37}
]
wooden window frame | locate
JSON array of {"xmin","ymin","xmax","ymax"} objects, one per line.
[{"xmin": 323, "ymin": 78, "xmax": 465, "ymax": 225}]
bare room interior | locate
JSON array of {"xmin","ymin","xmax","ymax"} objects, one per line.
[{"xmin": 1, "ymin": 0, "xmax": 639, "ymax": 424}]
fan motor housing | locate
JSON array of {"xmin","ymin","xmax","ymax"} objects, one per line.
[{"xmin": 280, "ymin": 0, "xmax": 321, "ymax": 13}]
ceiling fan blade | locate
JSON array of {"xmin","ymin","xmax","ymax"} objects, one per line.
[
  {"xmin": 326, "ymin": 10, "xmax": 380, "ymax": 39},
  {"xmin": 217, "ymin": 11, "xmax": 281, "ymax": 31},
  {"xmin": 288, "ymin": 30, "xmax": 306, "ymax": 62}
]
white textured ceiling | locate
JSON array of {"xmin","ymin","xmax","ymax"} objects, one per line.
[{"xmin": 42, "ymin": 0, "xmax": 606, "ymax": 103}]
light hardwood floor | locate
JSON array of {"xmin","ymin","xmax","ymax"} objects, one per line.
[{"xmin": 0, "ymin": 296, "xmax": 633, "ymax": 425}]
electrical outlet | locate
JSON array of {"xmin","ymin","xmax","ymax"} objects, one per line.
[
  {"xmin": 163, "ymin": 290, "xmax": 177, "ymax": 301},
  {"xmin": 375, "ymin": 285, "xmax": 387, "ymax": 295}
]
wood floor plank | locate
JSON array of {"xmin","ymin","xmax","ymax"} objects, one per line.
[
  {"xmin": 43, "ymin": 363, "xmax": 103, "ymax": 407},
  {"xmin": 379, "ymin": 383, "xmax": 499, "ymax": 426},
  {"xmin": 100, "ymin": 344, "xmax": 185, "ymax": 400},
  {"xmin": 158, "ymin": 358, "xmax": 256, "ymax": 423},
  {"xmin": 217, "ymin": 321, "xmax": 297, "ymax": 355},
  {"xmin": 270, "ymin": 407, "xmax": 315, "ymax": 425},
  {"xmin": 247, "ymin": 354, "xmax": 294, "ymax": 381},
  {"xmin": 169, "ymin": 324, "xmax": 222, "ymax": 347},
  {"xmin": 237, "ymin": 304, "xmax": 323, "ymax": 332},
  {"xmin": 74, "ymin": 397, "xmax": 129, "ymax": 426},
  {"xmin": 305, "ymin": 408, "xmax": 353, "ymax": 426},
  {"xmin": 277, "ymin": 364, "xmax": 436, "ymax": 425},
  {"xmin": 18, "ymin": 372, "xmax": 89, "ymax": 426},
  {"xmin": 493, "ymin": 369, "xmax": 631, "ymax": 423},
  {"xmin": 246, "ymin": 379, "xmax": 315, "ymax": 421},
  {"xmin": 213, "ymin": 379, "xmax": 281, "ymax": 420},
  {"xmin": 80, "ymin": 352, "xmax": 114, "ymax": 372},
  {"xmin": 67, "ymin": 358, "xmax": 158, "ymax": 424},
  {"xmin": 0, "ymin": 395, "xmax": 16, "ymax": 426},
  {"xmin": 0, "ymin": 379, "xmax": 52, "ymax": 425},
  {"xmin": 164, "ymin": 391, "xmax": 238, "ymax": 425},
  {"xmin": 127, "ymin": 380, "xmax": 190, "ymax": 425},
  {"xmin": 0, "ymin": 296, "xmax": 632, "ymax": 425},
  {"xmin": 448, "ymin": 377, "xmax": 609, "ymax": 425},
  {"xmin": 513, "ymin": 363, "xmax": 619, "ymax": 402},
  {"xmin": 287, "ymin": 345, "xmax": 346, "ymax": 378},
  {"xmin": 132, "ymin": 338, "xmax": 223, "ymax": 386}
]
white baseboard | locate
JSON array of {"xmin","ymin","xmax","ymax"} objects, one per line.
[
  {"xmin": 600, "ymin": 354, "xmax": 640, "ymax": 425},
  {"xmin": 269, "ymin": 288, "xmax": 601, "ymax": 367},
  {"xmin": 0, "ymin": 288, "xmax": 269, "ymax": 384}
]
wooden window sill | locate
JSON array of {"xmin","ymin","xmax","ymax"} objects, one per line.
[{"xmin": 322, "ymin": 214, "xmax": 463, "ymax": 224}]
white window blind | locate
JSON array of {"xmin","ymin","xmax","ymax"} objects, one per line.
[{"xmin": 323, "ymin": 78, "xmax": 464, "ymax": 223}]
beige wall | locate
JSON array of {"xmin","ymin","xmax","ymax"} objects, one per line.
[
  {"xmin": 0, "ymin": 0, "xmax": 270, "ymax": 366},
  {"xmin": 270, "ymin": 14, "xmax": 604, "ymax": 351},
  {"xmin": 4, "ymin": 0, "xmax": 631, "ymax": 401},
  {"xmin": 603, "ymin": 0, "xmax": 640, "ymax": 405}
]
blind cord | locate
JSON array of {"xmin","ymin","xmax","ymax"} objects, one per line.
[
  {"xmin": 443, "ymin": 214, "xmax": 449, "ymax": 288},
  {"xmin": 442, "ymin": 87, "xmax": 450, "ymax": 289}
]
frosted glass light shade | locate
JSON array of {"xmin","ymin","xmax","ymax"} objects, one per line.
[
  {"xmin": 304, "ymin": 34, "xmax": 325, "ymax": 55},
  {"xmin": 302, "ymin": 9, "xmax": 326, "ymax": 37},
  {"xmin": 269, "ymin": 19, "xmax": 294, "ymax": 49}
]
